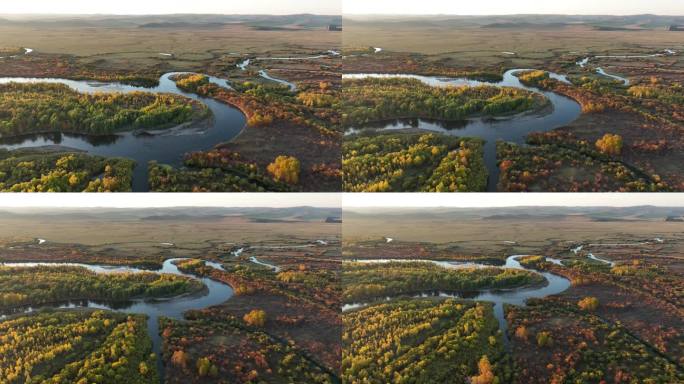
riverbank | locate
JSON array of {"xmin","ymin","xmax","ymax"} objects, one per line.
[
  {"xmin": 343, "ymin": 70, "xmax": 581, "ymax": 191},
  {"xmin": 0, "ymin": 82, "xmax": 212, "ymax": 140},
  {"xmin": 0, "ymin": 258, "xmax": 235, "ymax": 383},
  {"xmin": 342, "ymin": 79, "xmax": 552, "ymax": 128},
  {"xmin": 0, "ymin": 72, "xmax": 247, "ymax": 191},
  {"xmin": 0, "ymin": 47, "xmax": 342, "ymax": 191},
  {"xmin": 0, "ymin": 262, "xmax": 210, "ymax": 312}
]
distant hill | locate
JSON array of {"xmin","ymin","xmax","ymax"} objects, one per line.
[
  {"xmin": 344, "ymin": 206, "xmax": 684, "ymax": 222},
  {"xmin": 140, "ymin": 214, "xmax": 227, "ymax": 221},
  {"xmin": 0, "ymin": 206, "xmax": 342, "ymax": 223},
  {"xmin": 344, "ymin": 14, "xmax": 684, "ymax": 30},
  {"xmin": 0, "ymin": 14, "xmax": 342, "ymax": 30},
  {"xmin": 250, "ymin": 26, "xmax": 303, "ymax": 31},
  {"xmin": 481, "ymin": 213, "xmax": 568, "ymax": 220},
  {"xmin": 482, "ymin": 22, "xmax": 567, "ymax": 29},
  {"xmin": 139, "ymin": 22, "xmax": 226, "ymax": 29},
  {"xmin": 592, "ymin": 26, "xmax": 645, "ymax": 31}
]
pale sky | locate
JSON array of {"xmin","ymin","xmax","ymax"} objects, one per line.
[
  {"xmin": 344, "ymin": 0, "xmax": 683, "ymax": 15},
  {"xmin": 343, "ymin": 193, "xmax": 684, "ymax": 208},
  {"xmin": 0, "ymin": 193, "xmax": 341, "ymax": 208},
  {"xmin": 0, "ymin": 0, "xmax": 340, "ymax": 15}
]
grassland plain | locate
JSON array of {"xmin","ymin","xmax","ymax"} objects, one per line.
[{"xmin": 343, "ymin": 18, "xmax": 683, "ymax": 68}]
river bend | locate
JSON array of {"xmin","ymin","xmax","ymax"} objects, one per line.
[
  {"xmin": 343, "ymin": 255, "xmax": 571, "ymax": 346},
  {"xmin": 0, "ymin": 73, "xmax": 246, "ymax": 191},
  {"xmin": 0, "ymin": 258, "xmax": 233, "ymax": 382},
  {"xmin": 344, "ymin": 70, "xmax": 582, "ymax": 190}
]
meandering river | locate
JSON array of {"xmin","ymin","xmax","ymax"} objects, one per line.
[
  {"xmin": 235, "ymin": 49, "xmax": 341, "ymax": 91},
  {"xmin": 343, "ymin": 255, "xmax": 571, "ymax": 346},
  {"xmin": 0, "ymin": 259, "xmax": 233, "ymax": 382},
  {"xmin": 577, "ymin": 49, "xmax": 678, "ymax": 85},
  {"xmin": 0, "ymin": 236, "xmax": 312, "ymax": 380},
  {"xmin": 0, "ymin": 73, "xmax": 246, "ymax": 191},
  {"xmin": 0, "ymin": 47, "xmax": 334, "ymax": 191},
  {"xmin": 344, "ymin": 70, "xmax": 582, "ymax": 191},
  {"xmin": 345, "ymin": 48, "xmax": 681, "ymax": 190}
]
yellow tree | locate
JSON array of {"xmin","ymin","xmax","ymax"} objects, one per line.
[
  {"xmin": 243, "ymin": 309, "xmax": 267, "ymax": 327},
  {"xmin": 595, "ymin": 134, "xmax": 623, "ymax": 156},
  {"xmin": 267, "ymin": 156, "xmax": 301, "ymax": 185}
]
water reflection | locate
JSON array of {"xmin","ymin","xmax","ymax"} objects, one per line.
[
  {"xmin": 0, "ymin": 73, "xmax": 247, "ymax": 191},
  {"xmin": 344, "ymin": 70, "xmax": 583, "ymax": 191},
  {"xmin": 1, "ymin": 259, "xmax": 234, "ymax": 381},
  {"xmin": 344, "ymin": 255, "xmax": 571, "ymax": 346}
]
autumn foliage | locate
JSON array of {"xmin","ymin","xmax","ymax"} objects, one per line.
[
  {"xmin": 577, "ymin": 296, "xmax": 599, "ymax": 311},
  {"xmin": 243, "ymin": 309, "xmax": 267, "ymax": 327},
  {"xmin": 267, "ymin": 156, "xmax": 301, "ymax": 185},
  {"xmin": 595, "ymin": 133, "xmax": 623, "ymax": 156}
]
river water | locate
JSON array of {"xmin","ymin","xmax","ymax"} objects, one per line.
[
  {"xmin": 576, "ymin": 49, "xmax": 678, "ymax": 86},
  {"xmin": 235, "ymin": 49, "xmax": 343, "ymax": 91},
  {"xmin": 343, "ymin": 255, "xmax": 571, "ymax": 346},
  {"xmin": 344, "ymin": 70, "xmax": 582, "ymax": 190},
  {"xmin": 0, "ymin": 46, "xmax": 324, "ymax": 190},
  {"xmin": 345, "ymin": 48, "xmax": 681, "ymax": 190},
  {"xmin": 0, "ymin": 259, "xmax": 233, "ymax": 382},
  {"xmin": 248, "ymin": 256, "xmax": 282, "ymax": 272},
  {"xmin": 0, "ymin": 73, "xmax": 246, "ymax": 191}
]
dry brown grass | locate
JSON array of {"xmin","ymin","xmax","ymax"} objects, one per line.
[
  {"xmin": 0, "ymin": 216, "xmax": 339, "ymax": 246},
  {"xmin": 343, "ymin": 213, "xmax": 684, "ymax": 256},
  {"xmin": 343, "ymin": 23, "xmax": 682, "ymax": 68},
  {"xmin": 0, "ymin": 24, "xmax": 339, "ymax": 56}
]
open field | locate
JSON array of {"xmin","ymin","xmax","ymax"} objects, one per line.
[
  {"xmin": 344, "ymin": 17, "xmax": 683, "ymax": 68},
  {"xmin": 0, "ymin": 209, "xmax": 339, "ymax": 245},
  {"xmin": 0, "ymin": 210, "xmax": 340, "ymax": 268},
  {"xmin": 0, "ymin": 14, "xmax": 340, "ymax": 57},
  {"xmin": 344, "ymin": 208, "xmax": 684, "ymax": 257},
  {"xmin": 342, "ymin": 206, "xmax": 684, "ymax": 383}
]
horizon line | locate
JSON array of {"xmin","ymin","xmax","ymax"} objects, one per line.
[
  {"xmin": 344, "ymin": 205, "xmax": 684, "ymax": 209},
  {"xmin": 0, "ymin": 205, "xmax": 340, "ymax": 209},
  {"xmin": 343, "ymin": 13, "xmax": 684, "ymax": 17},
  {"xmin": 0, "ymin": 12, "xmax": 341, "ymax": 16}
]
